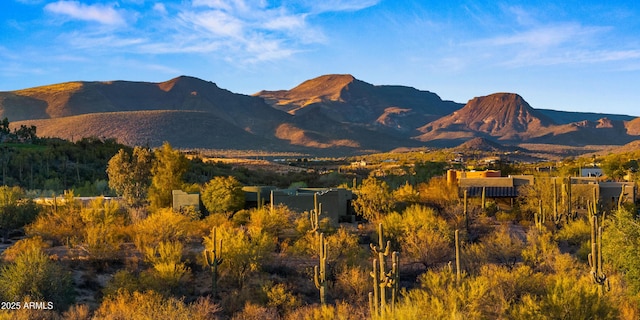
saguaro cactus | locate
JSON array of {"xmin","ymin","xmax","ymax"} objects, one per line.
[
  {"xmin": 563, "ymin": 177, "xmax": 574, "ymax": 223},
  {"xmin": 463, "ymin": 190, "xmax": 469, "ymax": 233},
  {"xmin": 553, "ymin": 178, "xmax": 559, "ymax": 223},
  {"xmin": 389, "ymin": 251, "xmax": 400, "ymax": 312},
  {"xmin": 313, "ymin": 232, "xmax": 328, "ymax": 305},
  {"xmin": 310, "ymin": 206, "xmax": 321, "ymax": 234},
  {"xmin": 589, "ymin": 215, "xmax": 609, "ymax": 294},
  {"xmin": 203, "ymin": 226, "xmax": 223, "ymax": 297},
  {"xmin": 455, "ymin": 229, "xmax": 461, "ymax": 286},
  {"xmin": 535, "ymin": 200, "xmax": 544, "ymax": 232},
  {"xmin": 481, "ymin": 186, "xmax": 486, "ymax": 211},
  {"xmin": 369, "ymin": 223, "xmax": 395, "ymax": 319}
]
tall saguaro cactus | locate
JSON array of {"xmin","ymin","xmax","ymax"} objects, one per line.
[
  {"xmin": 203, "ymin": 226, "xmax": 224, "ymax": 297},
  {"xmin": 313, "ymin": 232, "xmax": 328, "ymax": 305},
  {"xmin": 535, "ymin": 200, "xmax": 544, "ymax": 232},
  {"xmin": 589, "ymin": 215, "xmax": 609, "ymax": 294},
  {"xmin": 369, "ymin": 223, "xmax": 398, "ymax": 319},
  {"xmin": 455, "ymin": 229, "xmax": 461, "ymax": 286}
]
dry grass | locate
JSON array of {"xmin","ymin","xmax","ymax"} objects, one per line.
[{"xmin": 15, "ymin": 82, "xmax": 84, "ymax": 96}]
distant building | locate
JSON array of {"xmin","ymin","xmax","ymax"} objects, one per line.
[
  {"xmin": 581, "ymin": 168, "xmax": 603, "ymax": 178},
  {"xmin": 243, "ymin": 186, "xmax": 354, "ymax": 223},
  {"xmin": 448, "ymin": 169, "xmax": 637, "ymax": 209},
  {"xmin": 172, "ymin": 190, "xmax": 200, "ymax": 212}
]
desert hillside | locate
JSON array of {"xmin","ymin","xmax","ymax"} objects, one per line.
[{"xmin": 3, "ymin": 75, "xmax": 639, "ymax": 153}]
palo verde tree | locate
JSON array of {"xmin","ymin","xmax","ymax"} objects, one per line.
[
  {"xmin": 353, "ymin": 176, "xmax": 394, "ymax": 221},
  {"xmin": 148, "ymin": 142, "xmax": 189, "ymax": 209},
  {"xmin": 201, "ymin": 176, "xmax": 245, "ymax": 214},
  {"xmin": 106, "ymin": 146, "xmax": 153, "ymax": 207}
]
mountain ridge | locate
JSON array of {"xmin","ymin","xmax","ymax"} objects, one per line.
[{"xmin": 3, "ymin": 75, "xmax": 639, "ymax": 154}]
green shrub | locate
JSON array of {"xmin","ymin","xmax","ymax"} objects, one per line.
[{"xmin": 0, "ymin": 245, "xmax": 74, "ymax": 310}]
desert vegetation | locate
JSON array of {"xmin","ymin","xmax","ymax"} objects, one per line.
[{"xmin": 1, "ymin": 120, "xmax": 640, "ymax": 319}]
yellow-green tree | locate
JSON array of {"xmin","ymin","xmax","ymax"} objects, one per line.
[
  {"xmin": 353, "ymin": 177, "xmax": 394, "ymax": 221},
  {"xmin": 106, "ymin": 147, "xmax": 153, "ymax": 207},
  {"xmin": 148, "ymin": 142, "xmax": 189, "ymax": 209},
  {"xmin": 201, "ymin": 176, "xmax": 245, "ymax": 214}
]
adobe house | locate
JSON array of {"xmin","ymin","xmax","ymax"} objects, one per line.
[
  {"xmin": 571, "ymin": 177, "xmax": 636, "ymax": 210},
  {"xmin": 451, "ymin": 169, "xmax": 637, "ymax": 210},
  {"xmin": 448, "ymin": 169, "xmax": 533, "ymax": 199},
  {"xmin": 172, "ymin": 190, "xmax": 200, "ymax": 212},
  {"xmin": 243, "ymin": 186, "xmax": 354, "ymax": 223}
]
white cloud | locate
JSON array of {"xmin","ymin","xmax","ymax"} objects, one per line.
[
  {"xmin": 44, "ymin": 1, "xmax": 126, "ymax": 26},
  {"xmin": 180, "ymin": 10, "xmax": 245, "ymax": 38},
  {"xmin": 153, "ymin": 3, "xmax": 168, "ymax": 15}
]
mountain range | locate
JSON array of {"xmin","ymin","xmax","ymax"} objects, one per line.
[{"xmin": 1, "ymin": 74, "xmax": 638, "ymax": 155}]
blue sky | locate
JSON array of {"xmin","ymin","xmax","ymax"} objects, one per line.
[{"xmin": 1, "ymin": 0, "xmax": 640, "ymax": 116}]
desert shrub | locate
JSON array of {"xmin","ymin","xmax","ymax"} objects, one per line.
[
  {"xmin": 461, "ymin": 241, "xmax": 489, "ymax": 275},
  {"xmin": 387, "ymin": 205, "xmax": 452, "ymax": 269},
  {"xmin": 474, "ymin": 265, "xmax": 546, "ymax": 317},
  {"xmin": 417, "ymin": 177, "xmax": 459, "ymax": 205},
  {"xmin": 2, "ymin": 236, "xmax": 50, "ymax": 262},
  {"xmin": 392, "ymin": 181, "xmax": 420, "ymax": 206},
  {"xmin": 397, "ymin": 269, "xmax": 471, "ymax": 319},
  {"xmin": 26, "ymin": 192, "xmax": 84, "ymax": 246},
  {"xmin": 219, "ymin": 226, "xmax": 276, "ymax": 287},
  {"xmin": 325, "ymin": 227, "xmax": 365, "ymax": 268},
  {"xmin": 603, "ymin": 207, "xmax": 640, "ymax": 296},
  {"xmin": 284, "ymin": 301, "xmax": 366, "ymax": 320},
  {"xmin": 555, "ymin": 217, "xmax": 591, "ymax": 246},
  {"xmin": 102, "ymin": 270, "xmax": 145, "ymax": 298},
  {"xmin": 521, "ymin": 228, "xmax": 560, "ymax": 272},
  {"xmin": 508, "ymin": 275, "xmax": 618, "ymax": 319},
  {"xmin": 247, "ymin": 206, "xmax": 294, "ymax": 238},
  {"xmin": 0, "ymin": 245, "xmax": 74, "ymax": 310},
  {"xmin": 0, "ymin": 185, "xmax": 40, "ymax": 241},
  {"xmin": 94, "ymin": 290, "xmax": 219, "ymax": 320},
  {"xmin": 263, "ymin": 282, "xmax": 301, "ymax": 315},
  {"xmin": 484, "ymin": 224, "xmax": 525, "ymax": 268},
  {"xmin": 83, "ymin": 225, "xmax": 120, "ymax": 260},
  {"xmin": 132, "ymin": 208, "xmax": 193, "ymax": 251},
  {"xmin": 232, "ymin": 302, "xmax": 280, "ymax": 320},
  {"xmin": 334, "ymin": 265, "xmax": 369, "ymax": 303},
  {"xmin": 144, "ymin": 241, "xmax": 190, "ymax": 293},
  {"xmin": 63, "ymin": 304, "xmax": 90, "ymax": 320}
]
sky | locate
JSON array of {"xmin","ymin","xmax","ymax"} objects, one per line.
[{"xmin": 1, "ymin": 0, "xmax": 640, "ymax": 116}]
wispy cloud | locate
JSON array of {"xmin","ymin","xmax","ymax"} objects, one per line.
[
  {"xmin": 44, "ymin": 1, "xmax": 126, "ymax": 26},
  {"xmin": 461, "ymin": 18, "xmax": 640, "ymax": 68},
  {"xmin": 475, "ymin": 23, "xmax": 608, "ymax": 49},
  {"xmin": 38, "ymin": 0, "xmax": 368, "ymax": 63},
  {"xmin": 305, "ymin": 0, "xmax": 380, "ymax": 13}
]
